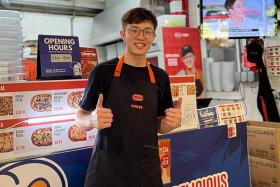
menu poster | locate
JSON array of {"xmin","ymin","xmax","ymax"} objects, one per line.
[
  {"xmin": 169, "ymin": 75, "xmax": 199, "ymax": 132},
  {"xmin": 80, "ymin": 47, "xmax": 98, "ymax": 79},
  {"xmin": 37, "ymin": 35, "xmax": 82, "ymax": 80}
]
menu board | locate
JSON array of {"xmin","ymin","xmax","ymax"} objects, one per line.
[
  {"xmin": 0, "ymin": 80, "xmax": 86, "ymax": 121},
  {"xmin": 37, "ymin": 35, "xmax": 81, "ymax": 80},
  {"xmin": 169, "ymin": 75, "xmax": 199, "ymax": 132},
  {"xmin": 0, "ymin": 80, "xmax": 98, "ymax": 163}
]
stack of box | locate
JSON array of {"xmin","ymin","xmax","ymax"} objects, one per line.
[
  {"xmin": 0, "ymin": 10, "xmax": 24, "ymax": 81},
  {"xmin": 247, "ymin": 121, "xmax": 280, "ymax": 187}
]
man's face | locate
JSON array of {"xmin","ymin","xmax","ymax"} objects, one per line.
[
  {"xmin": 182, "ymin": 52, "xmax": 195, "ymax": 69},
  {"xmin": 228, "ymin": 0, "xmax": 246, "ymax": 19},
  {"xmin": 120, "ymin": 21, "xmax": 155, "ymax": 56}
]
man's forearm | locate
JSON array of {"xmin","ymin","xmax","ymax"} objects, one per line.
[{"xmin": 75, "ymin": 108, "xmax": 97, "ymax": 131}]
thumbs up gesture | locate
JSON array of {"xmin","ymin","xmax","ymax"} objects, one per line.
[
  {"xmin": 164, "ymin": 97, "xmax": 182, "ymax": 129},
  {"xmin": 93, "ymin": 94, "xmax": 113, "ymax": 129}
]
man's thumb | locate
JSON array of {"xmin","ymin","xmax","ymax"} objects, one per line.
[
  {"xmin": 175, "ymin": 97, "xmax": 182, "ymax": 109},
  {"xmin": 96, "ymin": 94, "xmax": 103, "ymax": 108}
]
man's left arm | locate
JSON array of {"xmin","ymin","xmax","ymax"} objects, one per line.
[{"xmin": 158, "ymin": 98, "xmax": 182, "ymax": 134}]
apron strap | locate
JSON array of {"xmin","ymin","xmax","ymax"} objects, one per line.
[{"xmin": 114, "ymin": 54, "xmax": 156, "ymax": 84}]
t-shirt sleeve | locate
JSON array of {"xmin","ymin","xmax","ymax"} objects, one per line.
[
  {"xmin": 157, "ymin": 72, "xmax": 173, "ymax": 116},
  {"xmin": 79, "ymin": 66, "xmax": 102, "ymax": 112}
]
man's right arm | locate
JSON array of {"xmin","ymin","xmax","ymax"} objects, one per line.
[{"xmin": 75, "ymin": 94, "xmax": 113, "ymax": 131}]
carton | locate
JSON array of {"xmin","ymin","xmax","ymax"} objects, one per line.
[
  {"xmin": 249, "ymin": 156, "xmax": 280, "ymax": 187},
  {"xmin": 247, "ymin": 120, "xmax": 280, "ymax": 162}
]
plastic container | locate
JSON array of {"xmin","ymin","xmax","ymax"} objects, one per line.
[
  {"xmin": 0, "ymin": 10, "xmax": 21, "ymax": 18},
  {"xmin": 0, "ymin": 44, "xmax": 23, "ymax": 52},
  {"xmin": 0, "ymin": 17, "xmax": 21, "ymax": 25},
  {"xmin": 0, "ymin": 24, "xmax": 21, "ymax": 31},
  {"xmin": 0, "ymin": 52, "xmax": 23, "ymax": 61},
  {"xmin": 0, "ymin": 31, "xmax": 22, "ymax": 38},
  {"xmin": 0, "ymin": 37, "xmax": 22, "ymax": 45}
]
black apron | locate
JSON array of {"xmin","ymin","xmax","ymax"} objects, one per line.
[{"xmin": 84, "ymin": 55, "xmax": 163, "ymax": 187}]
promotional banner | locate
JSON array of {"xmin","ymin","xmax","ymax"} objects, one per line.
[
  {"xmin": 159, "ymin": 122, "xmax": 250, "ymax": 187},
  {"xmin": 37, "ymin": 35, "xmax": 81, "ymax": 80},
  {"xmin": 0, "ymin": 148, "xmax": 92, "ymax": 187}
]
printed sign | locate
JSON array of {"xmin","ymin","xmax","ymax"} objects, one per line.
[{"xmin": 37, "ymin": 35, "xmax": 81, "ymax": 80}]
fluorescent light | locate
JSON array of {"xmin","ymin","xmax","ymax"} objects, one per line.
[{"xmin": 27, "ymin": 114, "xmax": 75, "ymax": 124}]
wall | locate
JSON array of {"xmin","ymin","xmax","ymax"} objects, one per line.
[{"xmin": 21, "ymin": 12, "xmax": 94, "ymax": 47}]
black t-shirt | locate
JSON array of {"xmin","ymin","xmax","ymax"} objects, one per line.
[{"xmin": 80, "ymin": 57, "xmax": 173, "ymax": 116}]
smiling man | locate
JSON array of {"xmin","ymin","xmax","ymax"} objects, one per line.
[{"xmin": 76, "ymin": 7, "xmax": 182, "ymax": 187}]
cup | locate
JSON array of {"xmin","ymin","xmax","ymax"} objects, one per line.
[
  {"xmin": 210, "ymin": 62, "xmax": 222, "ymax": 91},
  {"xmin": 221, "ymin": 61, "xmax": 236, "ymax": 91},
  {"xmin": 203, "ymin": 57, "xmax": 214, "ymax": 91}
]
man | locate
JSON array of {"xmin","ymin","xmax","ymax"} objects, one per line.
[
  {"xmin": 225, "ymin": 0, "xmax": 247, "ymax": 27},
  {"xmin": 76, "ymin": 7, "xmax": 182, "ymax": 187},
  {"xmin": 176, "ymin": 45, "xmax": 203, "ymax": 97}
]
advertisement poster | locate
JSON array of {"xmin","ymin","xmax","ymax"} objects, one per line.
[
  {"xmin": 80, "ymin": 47, "xmax": 98, "ymax": 79},
  {"xmin": 197, "ymin": 106, "xmax": 219, "ymax": 128},
  {"xmin": 37, "ymin": 35, "xmax": 81, "ymax": 80},
  {"xmin": 160, "ymin": 122, "xmax": 250, "ymax": 187},
  {"xmin": 162, "ymin": 27, "xmax": 204, "ymax": 97}
]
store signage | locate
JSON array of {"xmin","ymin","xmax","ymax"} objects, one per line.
[
  {"xmin": 160, "ymin": 122, "xmax": 250, "ymax": 187},
  {"xmin": 37, "ymin": 35, "xmax": 81, "ymax": 80}
]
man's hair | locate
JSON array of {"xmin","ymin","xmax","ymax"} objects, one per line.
[
  {"xmin": 224, "ymin": 0, "xmax": 237, "ymax": 11},
  {"xmin": 181, "ymin": 45, "xmax": 194, "ymax": 57},
  {"xmin": 121, "ymin": 7, "xmax": 158, "ymax": 30}
]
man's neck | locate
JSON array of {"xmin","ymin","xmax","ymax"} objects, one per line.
[{"xmin": 124, "ymin": 53, "xmax": 147, "ymax": 67}]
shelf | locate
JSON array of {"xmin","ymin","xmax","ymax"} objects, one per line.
[{"xmin": 205, "ymin": 90, "xmax": 242, "ymax": 100}]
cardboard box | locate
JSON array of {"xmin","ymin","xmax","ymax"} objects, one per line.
[
  {"xmin": 249, "ymin": 156, "xmax": 280, "ymax": 187},
  {"xmin": 247, "ymin": 120, "xmax": 280, "ymax": 162}
]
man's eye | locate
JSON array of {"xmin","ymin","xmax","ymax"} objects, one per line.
[
  {"xmin": 131, "ymin": 29, "xmax": 139, "ymax": 33},
  {"xmin": 145, "ymin": 31, "xmax": 152, "ymax": 35}
]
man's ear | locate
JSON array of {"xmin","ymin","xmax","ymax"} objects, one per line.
[{"xmin": 120, "ymin": 30, "xmax": 125, "ymax": 41}]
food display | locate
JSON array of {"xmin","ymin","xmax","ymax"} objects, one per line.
[
  {"xmin": 0, "ymin": 131, "xmax": 13, "ymax": 153},
  {"xmin": 31, "ymin": 127, "xmax": 52, "ymax": 146},
  {"xmin": 30, "ymin": 94, "xmax": 52, "ymax": 112},
  {"xmin": 67, "ymin": 91, "xmax": 83, "ymax": 109},
  {"xmin": 0, "ymin": 96, "xmax": 13, "ymax": 116},
  {"xmin": 68, "ymin": 124, "xmax": 86, "ymax": 142}
]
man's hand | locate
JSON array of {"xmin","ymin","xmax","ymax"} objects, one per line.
[
  {"xmin": 92, "ymin": 94, "xmax": 113, "ymax": 129},
  {"xmin": 158, "ymin": 98, "xmax": 182, "ymax": 134}
]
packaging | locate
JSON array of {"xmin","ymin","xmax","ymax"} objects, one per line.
[
  {"xmin": 247, "ymin": 120, "xmax": 280, "ymax": 162},
  {"xmin": 158, "ymin": 139, "xmax": 171, "ymax": 184},
  {"xmin": 249, "ymin": 156, "xmax": 280, "ymax": 187},
  {"xmin": 80, "ymin": 47, "xmax": 98, "ymax": 79}
]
